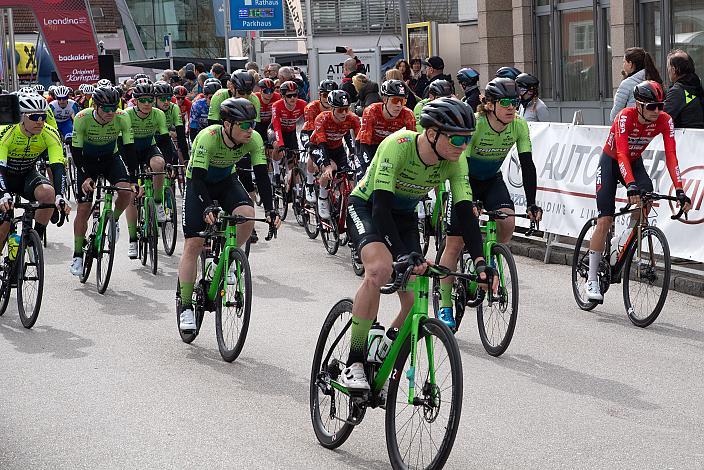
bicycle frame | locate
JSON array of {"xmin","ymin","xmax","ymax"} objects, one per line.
[
  {"xmin": 606, "ymin": 204, "xmax": 651, "ymax": 282},
  {"xmin": 91, "ymin": 185, "xmax": 114, "ymax": 252},
  {"xmin": 321, "ymin": 171, "xmax": 354, "ymax": 233},
  {"xmin": 205, "ymin": 220, "xmax": 239, "ymax": 303}
]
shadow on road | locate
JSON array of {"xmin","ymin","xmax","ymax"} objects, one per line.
[
  {"xmin": 251, "ymin": 274, "xmax": 316, "ymax": 302},
  {"xmin": 74, "ymin": 287, "xmax": 167, "ymax": 322},
  {"xmin": 326, "ymin": 448, "xmax": 389, "ymax": 470},
  {"xmin": 591, "ymin": 310, "xmax": 704, "ymax": 344},
  {"xmin": 0, "ymin": 318, "xmax": 93, "ymax": 359}
]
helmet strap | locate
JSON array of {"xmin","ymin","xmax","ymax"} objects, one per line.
[
  {"xmin": 223, "ymin": 121, "xmax": 239, "ymax": 149},
  {"xmin": 429, "ymin": 129, "xmax": 445, "ymax": 161},
  {"xmin": 636, "ymin": 104, "xmax": 656, "ymax": 124},
  {"xmin": 491, "ymin": 104, "xmax": 510, "ymax": 126}
]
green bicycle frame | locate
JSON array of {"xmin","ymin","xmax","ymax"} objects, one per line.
[
  {"xmin": 93, "ymin": 191, "xmax": 114, "ymax": 251},
  {"xmin": 140, "ymin": 176, "xmax": 155, "ymax": 233},
  {"xmin": 205, "ymin": 221, "xmax": 241, "ymax": 303},
  {"xmin": 430, "ymin": 183, "xmax": 448, "ymax": 233}
]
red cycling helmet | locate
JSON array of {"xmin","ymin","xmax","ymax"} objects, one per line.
[
  {"xmin": 174, "ymin": 85, "xmax": 188, "ymax": 97},
  {"xmin": 633, "ymin": 80, "xmax": 664, "ymax": 103}
]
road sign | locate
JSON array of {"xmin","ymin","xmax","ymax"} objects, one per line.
[
  {"xmin": 230, "ymin": 0, "xmax": 284, "ymax": 31},
  {"xmin": 164, "ymin": 34, "xmax": 171, "ymax": 58}
]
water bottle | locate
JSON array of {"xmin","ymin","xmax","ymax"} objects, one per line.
[
  {"xmin": 7, "ymin": 233, "xmax": 20, "ymax": 261},
  {"xmin": 204, "ymin": 258, "xmax": 214, "ymax": 282},
  {"xmin": 609, "ymin": 234, "xmax": 620, "ymax": 266},
  {"xmin": 367, "ymin": 323, "xmax": 386, "ymax": 363},
  {"xmin": 377, "ymin": 327, "xmax": 398, "ymax": 362}
]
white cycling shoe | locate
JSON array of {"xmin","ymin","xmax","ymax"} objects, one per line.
[
  {"xmin": 128, "ymin": 241, "xmax": 138, "ymax": 259},
  {"xmin": 69, "ymin": 257, "xmax": 83, "ymax": 276},
  {"xmin": 586, "ymin": 280, "xmax": 603, "ymax": 301},
  {"xmin": 305, "ymin": 185, "xmax": 317, "ymax": 204},
  {"xmin": 156, "ymin": 204, "xmax": 167, "ymax": 223},
  {"xmin": 179, "ymin": 308, "xmax": 196, "ymax": 331},
  {"xmin": 339, "ymin": 362, "xmax": 370, "ymax": 391},
  {"xmin": 318, "ymin": 197, "xmax": 331, "ymax": 220}
]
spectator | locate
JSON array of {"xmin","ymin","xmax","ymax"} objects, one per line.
[
  {"xmin": 516, "ymin": 73, "xmax": 550, "ymax": 122},
  {"xmin": 664, "ymin": 49, "xmax": 704, "ymax": 129},
  {"xmin": 341, "ymin": 57, "xmax": 361, "ymax": 103},
  {"xmin": 421, "ymin": 56, "xmax": 454, "ymax": 98},
  {"xmin": 245, "ymin": 61, "xmax": 259, "ymax": 73},
  {"xmin": 352, "ymin": 74, "xmax": 381, "ymax": 116},
  {"xmin": 161, "ymin": 69, "xmax": 177, "ymax": 83},
  {"xmin": 193, "ymin": 72, "xmax": 209, "ymax": 97},
  {"xmin": 211, "ymin": 63, "xmax": 231, "ymax": 88},
  {"xmin": 266, "ymin": 63, "xmax": 281, "ymax": 79},
  {"xmin": 195, "ymin": 62, "xmax": 209, "ymax": 77},
  {"xmin": 408, "ymin": 58, "xmax": 428, "ymax": 97},
  {"xmin": 609, "ymin": 47, "xmax": 662, "ymax": 122},
  {"xmin": 395, "ymin": 59, "xmax": 411, "ymax": 81},
  {"xmin": 456, "ymin": 67, "xmax": 481, "ymax": 111},
  {"xmin": 386, "ymin": 68, "xmax": 417, "ymax": 110}
]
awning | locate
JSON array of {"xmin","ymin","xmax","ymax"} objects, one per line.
[{"xmin": 121, "ymin": 57, "xmax": 249, "ymax": 70}]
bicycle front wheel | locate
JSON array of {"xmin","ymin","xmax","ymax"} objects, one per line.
[
  {"xmin": 162, "ymin": 186, "xmax": 178, "ymax": 256},
  {"xmin": 215, "ymin": 248, "xmax": 252, "ymax": 362},
  {"xmin": 274, "ymin": 182, "xmax": 288, "ymax": 221},
  {"xmin": 304, "ymin": 207, "xmax": 319, "ymax": 239},
  {"xmin": 571, "ymin": 218, "xmax": 600, "ymax": 311},
  {"xmin": 321, "ymin": 217, "xmax": 340, "ymax": 255},
  {"xmin": 17, "ymin": 230, "xmax": 44, "ymax": 328},
  {"xmin": 623, "ymin": 226, "xmax": 671, "ymax": 327},
  {"xmin": 96, "ymin": 213, "xmax": 117, "ymax": 294},
  {"xmin": 385, "ymin": 318, "xmax": 463, "ymax": 470},
  {"xmin": 0, "ymin": 252, "xmax": 12, "ymax": 316},
  {"xmin": 147, "ymin": 198, "xmax": 159, "ymax": 274}
]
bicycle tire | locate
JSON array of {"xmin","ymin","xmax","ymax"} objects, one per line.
[
  {"xmin": 177, "ymin": 253, "xmax": 207, "ymax": 344},
  {"xmin": 215, "ymin": 248, "xmax": 251, "ymax": 362},
  {"xmin": 291, "ymin": 168, "xmax": 306, "ymax": 227},
  {"xmin": 139, "ymin": 200, "xmax": 148, "ymax": 266},
  {"xmin": 571, "ymin": 218, "xmax": 600, "ymax": 311},
  {"xmin": 147, "ymin": 198, "xmax": 159, "ymax": 275},
  {"xmin": 16, "ymin": 230, "xmax": 44, "ymax": 329},
  {"xmin": 96, "ymin": 213, "xmax": 117, "ymax": 295},
  {"xmin": 476, "ymin": 243, "xmax": 518, "ymax": 357},
  {"xmin": 351, "ymin": 247, "xmax": 364, "ymax": 277},
  {"xmin": 310, "ymin": 298, "xmax": 358, "ymax": 449},
  {"xmin": 304, "ymin": 209, "xmax": 319, "ymax": 239},
  {"xmin": 0, "ymin": 252, "xmax": 12, "ymax": 316},
  {"xmin": 162, "ymin": 186, "xmax": 178, "ymax": 256},
  {"xmin": 623, "ymin": 226, "xmax": 671, "ymax": 328},
  {"xmin": 321, "ymin": 217, "xmax": 340, "ymax": 255},
  {"xmin": 385, "ymin": 318, "xmax": 463, "ymax": 469},
  {"xmin": 79, "ymin": 235, "xmax": 94, "ymax": 284}
]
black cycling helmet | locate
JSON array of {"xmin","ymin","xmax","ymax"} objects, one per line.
[
  {"xmin": 220, "ymin": 97, "xmax": 257, "ymax": 123},
  {"xmin": 153, "ymin": 81, "xmax": 173, "ymax": 96},
  {"xmin": 457, "ymin": 67, "xmax": 480, "ymax": 87},
  {"xmin": 230, "ymin": 70, "xmax": 254, "ymax": 93},
  {"xmin": 326, "ymin": 89, "xmax": 351, "ymax": 108},
  {"xmin": 319, "ymin": 79, "xmax": 338, "ymax": 93},
  {"xmin": 203, "ymin": 80, "xmax": 222, "ymax": 96},
  {"xmin": 92, "ymin": 85, "xmax": 121, "ymax": 107},
  {"xmin": 279, "ymin": 81, "xmax": 298, "ymax": 95},
  {"xmin": 633, "ymin": 80, "xmax": 664, "ymax": 103},
  {"xmin": 484, "ymin": 77, "xmax": 519, "ymax": 100},
  {"xmin": 515, "ymin": 73, "xmax": 540, "ymax": 90},
  {"xmin": 427, "ymin": 79, "xmax": 454, "ymax": 98},
  {"xmin": 495, "ymin": 66, "xmax": 522, "ymax": 80},
  {"xmin": 419, "ymin": 97, "xmax": 475, "ymax": 134},
  {"xmin": 380, "ymin": 79, "xmax": 407, "ymax": 97},
  {"xmin": 132, "ymin": 82, "xmax": 155, "ymax": 97}
]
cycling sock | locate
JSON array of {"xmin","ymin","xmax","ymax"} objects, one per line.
[
  {"xmin": 73, "ymin": 236, "xmax": 85, "ymax": 258},
  {"xmin": 348, "ymin": 316, "xmax": 373, "ymax": 365},
  {"xmin": 306, "ymin": 173, "xmax": 315, "ymax": 185},
  {"xmin": 319, "ymin": 186, "xmax": 328, "ymax": 198},
  {"xmin": 34, "ymin": 222, "xmax": 46, "ymax": 239},
  {"xmin": 440, "ymin": 281, "xmax": 453, "ymax": 308},
  {"xmin": 588, "ymin": 250, "xmax": 600, "ymax": 281},
  {"xmin": 154, "ymin": 187, "xmax": 163, "ymax": 204},
  {"xmin": 128, "ymin": 222, "xmax": 138, "ymax": 241},
  {"xmin": 180, "ymin": 282, "xmax": 195, "ymax": 307}
]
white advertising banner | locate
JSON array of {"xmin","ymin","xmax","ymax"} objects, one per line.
[
  {"xmin": 317, "ymin": 51, "xmax": 380, "ymax": 85},
  {"xmin": 501, "ymin": 123, "xmax": 704, "ymax": 262}
]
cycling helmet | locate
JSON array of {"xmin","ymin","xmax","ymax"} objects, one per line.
[
  {"xmin": 633, "ymin": 80, "xmax": 664, "ymax": 103},
  {"xmin": 326, "ymin": 89, "xmax": 351, "ymax": 108},
  {"xmin": 132, "ymin": 82, "xmax": 155, "ymax": 97},
  {"xmin": 32, "ymin": 84, "xmax": 45, "ymax": 93},
  {"xmin": 279, "ymin": 81, "xmax": 298, "ymax": 95},
  {"xmin": 205, "ymin": 77, "xmax": 222, "ymax": 87},
  {"xmin": 427, "ymin": 79, "xmax": 454, "ymax": 98},
  {"xmin": 419, "ymin": 97, "xmax": 475, "ymax": 133},
  {"xmin": 484, "ymin": 77, "xmax": 519, "ymax": 100},
  {"xmin": 258, "ymin": 78, "xmax": 275, "ymax": 91},
  {"xmin": 134, "ymin": 78, "xmax": 152, "ymax": 87},
  {"xmin": 82, "ymin": 84, "xmax": 95, "ymax": 95},
  {"xmin": 97, "ymin": 78, "xmax": 112, "ymax": 87},
  {"xmin": 19, "ymin": 86, "xmax": 36, "ymax": 94},
  {"xmin": 174, "ymin": 85, "xmax": 188, "ymax": 97},
  {"xmin": 203, "ymin": 80, "xmax": 222, "ymax": 96},
  {"xmin": 17, "ymin": 92, "xmax": 48, "ymax": 113},
  {"xmin": 380, "ymin": 79, "xmax": 407, "ymax": 97},
  {"xmin": 319, "ymin": 79, "xmax": 338, "ymax": 93},
  {"xmin": 220, "ymin": 97, "xmax": 257, "ymax": 123},
  {"xmin": 153, "ymin": 81, "xmax": 173, "ymax": 96},
  {"xmin": 230, "ymin": 70, "xmax": 254, "ymax": 93},
  {"xmin": 92, "ymin": 86, "xmax": 121, "ymax": 107},
  {"xmin": 457, "ymin": 67, "xmax": 480, "ymax": 86},
  {"xmin": 77, "ymin": 84, "xmax": 87, "ymax": 92},
  {"xmin": 133, "ymin": 73, "xmax": 149, "ymax": 80},
  {"xmin": 55, "ymin": 86, "xmax": 72, "ymax": 99},
  {"xmin": 495, "ymin": 66, "xmax": 522, "ymax": 80},
  {"xmin": 515, "ymin": 73, "xmax": 540, "ymax": 90}
]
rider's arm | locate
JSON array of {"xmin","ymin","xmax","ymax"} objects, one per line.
[
  {"xmin": 190, "ymin": 167, "xmax": 213, "ymax": 207},
  {"xmin": 404, "ymin": 108, "xmax": 417, "ymax": 131},
  {"xmin": 44, "ymin": 126, "xmax": 66, "ymax": 195},
  {"xmin": 613, "ymin": 111, "xmax": 636, "ymax": 185},
  {"xmin": 455, "ymin": 200, "xmax": 484, "ymax": 262},
  {"xmin": 0, "ymin": 134, "xmax": 9, "ymax": 193},
  {"xmin": 271, "ymin": 101, "xmax": 285, "ymax": 147},
  {"xmin": 660, "ymin": 114, "xmax": 683, "ymax": 189},
  {"xmin": 518, "ymin": 152, "xmax": 537, "ymax": 206},
  {"xmin": 372, "ymin": 189, "xmax": 408, "ymax": 259},
  {"xmin": 356, "ymin": 106, "xmax": 373, "ymax": 144},
  {"xmin": 174, "ymin": 125, "xmax": 189, "ymax": 159},
  {"xmin": 156, "ymin": 132, "xmax": 176, "ymax": 161},
  {"xmin": 249, "ymin": 132, "xmax": 274, "ymax": 211}
]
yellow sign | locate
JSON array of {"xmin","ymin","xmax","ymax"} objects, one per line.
[
  {"xmin": 406, "ymin": 22, "xmax": 432, "ymax": 61},
  {"xmin": 16, "ymin": 42, "xmax": 38, "ymax": 75}
]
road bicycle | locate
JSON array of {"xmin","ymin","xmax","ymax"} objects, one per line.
[
  {"xmin": 572, "ymin": 191, "xmax": 686, "ymax": 327},
  {"xmin": 310, "ymin": 256, "xmax": 468, "ymax": 469},
  {"xmin": 0, "ymin": 198, "xmax": 66, "ymax": 328},
  {"xmin": 135, "ymin": 168, "xmax": 166, "ymax": 275},
  {"xmin": 161, "ymin": 163, "xmax": 183, "ymax": 256},
  {"xmin": 176, "ymin": 206, "xmax": 276, "ymax": 362},
  {"xmin": 318, "ymin": 169, "xmax": 355, "ymax": 256}
]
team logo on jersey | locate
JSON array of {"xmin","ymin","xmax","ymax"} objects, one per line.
[{"xmin": 397, "ymin": 137, "xmax": 411, "ymax": 144}]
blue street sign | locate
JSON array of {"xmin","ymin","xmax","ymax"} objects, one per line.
[
  {"xmin": 229, "ymin": 0, "xmax": 284, "ymax": 31},
  {"xmin": 164, "ymin": 34, "xmax": 171, "ymax": 58}
]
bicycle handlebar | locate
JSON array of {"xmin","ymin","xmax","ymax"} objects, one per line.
[
  {"xmin": 197, "ymin": 202, "xmax": 278, "ymax": 240},
  {"xmin": 380, "ymin": 255, "xmax": 480, "ymax": 295},
  {"xmin": 618, "ymin": 191, "xmax": 688, "ymax": 221}
]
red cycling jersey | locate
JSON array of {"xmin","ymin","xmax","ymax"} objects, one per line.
[
  {"xmin": 271, "ymin": 98, "xmax": 306, "ymax": 146},
  {"xmin": 603, "ymin": 107, "xmax": 682, "ymax": 189},
  {"xmin": 255, "ymin": 91, "xmax": 281, "ymax": 123},
  {"xmin": 302, "ymin": 100, "xmax": 327, "ymax": 131},
  {"xmin": 170, "ymin": 96, "xmax": 192, "ymax": 125},
  {"xmin": 356, "ymin": 102, "xmax": 417, "ymax": 145},
  {"xmin": 310, "ymin": 111, "xmax": 361, "ymax": 150}
]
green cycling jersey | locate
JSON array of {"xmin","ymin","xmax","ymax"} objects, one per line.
[
  {"xmin": 125, "ymin": 107, "xmax": 169, "ymax": 151},
  {"xmin": 162, "ymin": 102, "xmax": 182, "ymax": 129},
  {"xmin": 351, "ymin": 129, "xmax": 472, "ymax": 212},
  {"xmin": 0, "ymin": 124, "xmax": 64, "ymax": 172},
  {"xmin": 186, "ymin": 124, "xmax": 266, "ymax": 183},
  {"xmin": 413, "ymin": 98, "xmax": 430, "ymax": 133},
  {"xmin": 207, "ymin": 89, "xmax": 261, "ymax": 123},
  {"xmin": 72, "ymin": 108, "xmax": 134, "ymax": 156},
  {"xmin": 462, "ymin": 114, "xmax": 531, "ymax": 180}
]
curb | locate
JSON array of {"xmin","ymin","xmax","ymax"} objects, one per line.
[{"xmin": 507, "ymin": 238, "xmax": 704, "ymax": 299}]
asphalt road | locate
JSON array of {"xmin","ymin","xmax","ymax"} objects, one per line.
[{"xmin": 1, "ymin": 201, "xmax": 703, "ymax": 469}]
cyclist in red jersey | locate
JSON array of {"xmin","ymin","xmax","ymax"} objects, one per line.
[
  {"xmin": 309, "ymin": 89, "xmax": 361, "ymax": 219},
  {"xmin": 173, "ymin": 85, "xmax": 192, "ymax": 128},
  {"xmin": 586, "ymin": 81, "xmax": 691, "ymax": 301},
  {"xmin": 270, "ymin": 81, "xmax": 306, "ymax": 185},
  {"xmin": 356, "ymin": 79, "xmax": 416, "ymax": 179},
  {"xmin": 301, "ymin": 79, "xmax": 337, "ymax": 149},
  {"xmin": 254, "ymin": 78, "xmax": 281, "ymax": 138}
]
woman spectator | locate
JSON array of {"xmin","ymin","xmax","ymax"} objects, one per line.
[
  {"xmin": 395, "ymin": 59, "xmax": 411, "ymax": 81},
  {"xmin": 609, "ymin": 47, "xmax": 662, "ymax": 122},
  {"xmin": 407, "ymin": 58, "xmax": 428, "ymax": 97},
  {"xmin": 516, "ymin": 73, "xmax": 550, "ymax": 122},
  {"xmin": 386, "ymin": 68, "xmax": 418, "ymax": 110},
  {"xmin": 352, "ymin": 74, "xmax": 381, "ymax": 116}
]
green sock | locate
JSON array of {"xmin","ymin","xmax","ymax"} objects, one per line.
[
  {"xmin": 440, "ymin": 281, "xmax": 453, "ymax": 308},
  {"xmin": 73, "ymin": 236, "xmax": 85, "ymax": 258},
  {"xmin": 128, "ymin": 222, "xmax": 138, "ymax": 241},
  {"xmin": 348, "ymin": 316, "xmax": 373, "ymax": 365},
  {"xmin": 180, "ymin": 282, "xmax": 194, "ymax": 307},
  {"xmin": 113, "ymin": 208, "xmax": 123, "ymax": 220}
]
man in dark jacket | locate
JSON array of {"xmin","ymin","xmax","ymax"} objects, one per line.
[
  {"xmin": 664, "ymin": 50, "xmax": 704, "ymax": 129},
  {"xmin": 340, "ymin": 57, "xmax": 360, "ymax": 103},
  {"xmin": 421, "ymin": 56, "xmax": 455, "ymax": 98},
  {"xmin": 211, "ymin": 63, "xmax": 231, "ymax": 89}
]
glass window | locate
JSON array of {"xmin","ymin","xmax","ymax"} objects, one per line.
[
  {"xmin": 640, "ymin": 2, "xmax": 663, "ymax": 69},
  {"xmin": 672, "ymin": 0, "xmax": 704, "ymax": 77},
  {"xmin": 537, "ymin": 15, "xmax": 553, "ymax": 98},
  {"xmin": 561, "ymin": 7, "xmax": 598, "ymax": 100},
  {"xmin": 603, "ymin": 8, "xmax": 613, "ymax": 96}
]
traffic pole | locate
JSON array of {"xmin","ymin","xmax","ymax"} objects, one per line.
[{"xmin": 223, "ymin": 0, "xmax": 231, "ymax": 74}]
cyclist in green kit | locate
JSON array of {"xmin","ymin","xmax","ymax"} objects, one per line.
[{"xmin": 207, "ymin": 70, "xmax": 261, "ymax": 125}]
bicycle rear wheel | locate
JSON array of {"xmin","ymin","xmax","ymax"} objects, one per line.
[
  {"xmin": 161, "ymin": 186, "xmax": 178, "ymax": 256},
  {"xmin": 623, "ymin": 226, "xmax": 671, "ymax": 327},
  {"xmin": 177, "ymin": 252, "xmax": 207, "ymax": 343},
  {"xmin": 385, "ymin": 318, "xmax": 463, "ymax": 469},
  {"xmin": 310, "ymin": 298, "xmax": 359, "ymax": 449},
  {"xmin": 291, "ymin": 168, "xmax": 306, "ymax": 227},
  {"xmin": 79, "ymin": 236, "xmax": 94, "ymax": 284},
  {"xmin": 215, "ymin": 248, "xmax": 252, "ymax": 362},
  {"xmin": 96, "ymin": 213, "xmax": 117, "ymax": 295},
  {"xmin": 476, "ymin": 243, "xmax": 518, "ymax": 357},
  {"xmin": 17, "ymin": 230, "xmax": 44, "ymax": 328},
  {"xmin": 274, "ymin": 181, "xmax": 288, "ymax": 221},
  {"xmin": 321, "ymin": 216, "xmax": 340, "ymax": 255},
  {"xmin": 0, "ymin": 249, "xmax": 12, "ymax": 316},
  {"xmin": 571, "ymin": 218, "xmax": 600, "ymax": 311},
  {"xmin": 304, "ymin": 207, "xmax": 319, "ymax": 239},
  {"xmin": 147, "ymin": 198, "xmax": 159, "ymax": 274}
]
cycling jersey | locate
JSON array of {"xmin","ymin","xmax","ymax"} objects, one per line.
[
  {"xmin": 603, "ymin": 107, "xmax": 682, "ymax": 188},
  {"xmin": 0, "ymin": 124, "xmax": 63, "ymax": 172},
  {"xmin": 49, "ymin": 100, "xmax": 77, "ymax": 137},
  {"xmin": 271, "ymin": 98, "xmax": 306, "ymax": 147},
  {"xmin": 175, "ymin": 97, "xmax": 192, "ymax": 125},
  {"xmin": 302, "ymin": 100, "xmax": 326, "ymax": 132},
  {"xmin": 186, "ymin": 125, "xmax": 266, "ymax": 183},
  {"xmin": 310, "ymin": 111, "xmax": 360, "ymax": 150},
  {"xmin": 463, "ymin": 114, "xmax": 531, "ymax": 180},
  {"xmin": 189, "ymin": 98, "xmax": 210, "ymax": 132},
  {"xmin": 255, "ymin": 92, "xmax": 281, "ymax": 123},
  {"xmin": 72, "ymin": 108, "xmax": 134, "ymax": 156},
  {"xmin": 207, "ymin": 89, "xmax": 261, "ymax": 123},
  {"xmin": 125, "ymin": 107, "xmax": 169, "ymax": 151},
  {"xmin": 357, "ymin": 102, "xmax": 416, "ymax": 145},
  {"xmin": 351, "ymin": 129, "xmax": 472, "ymax": 212},
  {"xmin": 413, "ymin": 98, "xmax": 430, "ymax": 132},
  {"xmin": 161, "ymin": 102, "xmax": 183, "ymax": 129}
]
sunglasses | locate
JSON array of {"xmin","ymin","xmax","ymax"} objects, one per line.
[
  {"xmin": 235, "ymin": 121, "xmax": 255, "ymax": 130},
  {"xmin": 58, "ymin": 97, "xmax": 69, "ymax": 101},
  {"xmin": 320, "ymin": 92, "xmax": 329, "ymax": 97},
  {"xmin": 496, "ymin": 98, "xmax": 520, "ymax": 108},
  {"xmin": 638, "ymin": 101, "xmax": 664, "ymax": 111},
  {"xmin": 236, "ymin": 90, "xmax": 251, "ymax": 96},
  {"xmin": 262, "ymin": 88, "xmax": 274, "ymax": 94},
  {"xmin": 137, "ymin": 97, "xmax": 154, "ymax": 103},
  {"xmin": 285, "ymin": 94, "xmax": 297, "ymax": 99},
  {"xmin": 388, "ymin": 96, "xmax": 407, "ymax": 105},
  {"xmin": 443, "ymin": 133, "xmax": 472, "ymax": 147},
  {"xmin": 334, "ymin": 106, "xmax": 349, "ymax": 113},
  {"xmin": 158, "ymin": 95, "xmax": 173, "ymax": 101},
  {"xmin": 26, "ymin": 113, "xmax": 47, "ymax": 122},
  {"xmin": 100, "ymin": 105, "xmax": 118, "ymax": 113}
]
